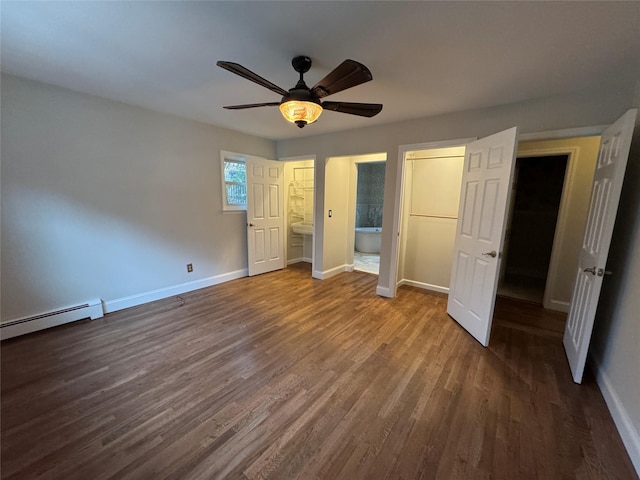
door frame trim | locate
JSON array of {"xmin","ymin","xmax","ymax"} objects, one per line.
[
  {"xmin": 511, "ymin": 146, "xmax": 580, "ymax": 312},
  {"xmin": 518, "ymin": 125, "xmax": 607, "ymax": 141}
]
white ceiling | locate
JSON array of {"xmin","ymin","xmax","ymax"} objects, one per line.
[{"xmin": 2, "ymin": 1, "xmax": 639, "ymax": 141}]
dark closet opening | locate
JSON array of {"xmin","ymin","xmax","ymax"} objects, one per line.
[{"xmin": 499, "ymin": 154, "xmax": 568, "ymax": 303}]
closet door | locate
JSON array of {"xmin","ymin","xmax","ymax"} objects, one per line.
[
  {"xmin": 447, "ymin": 127, "xmax": 518, "ymax": 346},
  {"xmin": 563, "ymin": 109, "xmax": 636, "ymax": 383}
]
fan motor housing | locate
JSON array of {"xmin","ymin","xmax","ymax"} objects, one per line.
[
  {"xmin": 291, "ymin": 56, "xmax": 312, "ymax": 74},
  {"xmin": 282, "ymin": 88, "xmax": 319, "ymax": 104}
]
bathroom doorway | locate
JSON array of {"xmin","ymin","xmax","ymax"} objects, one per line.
[{"xmin": 354, "ymin": 160, "xmax": 386, "ymax": 274}]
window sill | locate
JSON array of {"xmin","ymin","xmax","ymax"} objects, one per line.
[{"xmin": 222, "ymin": 208, "xmax": 247, "ymax": 214}]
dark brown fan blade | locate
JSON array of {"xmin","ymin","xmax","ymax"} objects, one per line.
[
  {"xmin": 321, "ymin": 101, "xmax": 382, "ymax": 117},
  {"xmin": 223, "ymin": 102, "xmax": 281, "ymax": 110},
  {"xmin": 311, "ymin": 60, "xmax": 373, "ymax": 99},
  {"xmin": 217, "ymin": 61, "xmax": 288, "ymax": 96}
]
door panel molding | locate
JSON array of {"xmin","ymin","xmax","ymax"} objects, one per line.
[
  {"xmin": 247, "ymin": 158, "xmax": 285, "ymax": 276},
  {"xmin": 447, "ymin": 127, "xmax": 519, "ymax": 346},
  {"xmin": 563, "ymin": 109, "xmax": 637, "ymax": 383}
]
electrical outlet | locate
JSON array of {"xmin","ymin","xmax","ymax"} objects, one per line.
[{"xmin": 187, "ymin": 263, "xmax": 193, "ymax": 273}]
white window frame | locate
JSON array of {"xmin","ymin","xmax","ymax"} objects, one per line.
[{"xmin": 220, "ymin": 150, "xmax": 247, "ymax": 211}]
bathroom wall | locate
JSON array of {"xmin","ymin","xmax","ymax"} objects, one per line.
[{"xmin": 356, "ymin": 162, "xmax": 385, "ymax": 228}]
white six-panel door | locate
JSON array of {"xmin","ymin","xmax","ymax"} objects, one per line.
[
  {"xmin": 563, "ymin": 109, "xmax": 637, "ymax": 383},
  {"xmin": 246, "ymin": 158, "xmax": 285, "ymax": 276},
  {"xmin": 447, "ymin": 127, "xmax": 519, "ymax": 346}
]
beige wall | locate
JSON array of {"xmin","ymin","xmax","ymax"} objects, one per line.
[
  {"xmin": 321, "ymin": 156, "xmax": 353, "ymax": 275},
  {"xmin": 517, "ymin": 137, "xmax": 601, "ymax": 310},
  {"xmin": 1, "ymin": 74, "xmax": 276, "ymax": 320}
]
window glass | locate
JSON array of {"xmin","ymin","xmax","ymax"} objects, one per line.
[{"xmin": 223, "ymin": 159, "xmax": 246, "ymax": 206}]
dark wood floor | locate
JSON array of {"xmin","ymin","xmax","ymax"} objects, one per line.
[{"xmin": 2, "ymin": 264, "xmax": 636, "ymax": 479}]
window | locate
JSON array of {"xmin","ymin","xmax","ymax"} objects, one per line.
[{"xmin": 220, "ymin": 151, "xmax": 247, "ymax": 211}]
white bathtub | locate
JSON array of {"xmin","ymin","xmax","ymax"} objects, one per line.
[{"xmin": 355, "ymin": 227, "xmax": 382, "ymax": 254}]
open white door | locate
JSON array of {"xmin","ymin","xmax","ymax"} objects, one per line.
[
  {"xmin": 246, "ymin": 158, "xmax": 285, "ymax": 276},
  {"xmin": 563, "ymin": 109, "xmax": 637, "ymax": 383},
  {"xmin": 447, "ymin": 127, "xmax": 519, "ymax": 346}
]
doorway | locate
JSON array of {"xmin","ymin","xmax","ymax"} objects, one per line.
[
  {"xmin": 282, "ymin": 158, "xmax": 315, "ymax": 273},
  {"xmin": 498, "ymin": 154, "xmax": 568, "ymax": 304},
  {"xmin": 354, "ymin": 161, "xmax": 385, "ymax": 275},
  {"xmin": 396, "ymin": 145, "xmax": 466, "ymax": 292}
]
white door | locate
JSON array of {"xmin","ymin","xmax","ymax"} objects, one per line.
[
  {"xmin": 246, "ymin": 158, "xmax": 285, "ymax": 276},
  {"xmin": 563, "ymin": 109, "xmax": 637, "ymax": 383},
  {"xmin": 447, "ymin": 127, "xmax": 519, "ymax": 346}
]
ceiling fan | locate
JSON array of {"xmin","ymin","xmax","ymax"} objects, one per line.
[{"xmin": 217, "ymin": 56, "xmax": 383, "ymax": 128}]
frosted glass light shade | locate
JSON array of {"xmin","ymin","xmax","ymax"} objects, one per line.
[{"xmin": 279, "ymin": 100, "xmax": 323, "ymax": 125}]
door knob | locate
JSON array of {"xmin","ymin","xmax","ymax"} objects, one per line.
[
  {"xmin": 248, "ymin": 223, "xmax": 256, "ymax": 227},
  {"xmin": 584, "ymin": 267, "xmax": 597, "ymax": 275},
  {"xmin": 597, "ymin": 268, "xmax": 612, "ymax": 277},
  {"xmin": 482, "ymin": 251, "xmax": 497, "ymax": 258}
]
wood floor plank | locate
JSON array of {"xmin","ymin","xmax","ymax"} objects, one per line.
[{"xmin": 1, "ymin": 264, "xmax": 637, "ymax": 480}]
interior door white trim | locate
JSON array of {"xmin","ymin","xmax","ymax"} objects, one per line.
[{"xmin": 388, "ymin": 138, "xmax": 477, "ymax": 298}]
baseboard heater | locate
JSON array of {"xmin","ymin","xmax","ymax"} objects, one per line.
[{"xmin": 1, "ymin": 299, "xmax": 104, "ymax": 340}]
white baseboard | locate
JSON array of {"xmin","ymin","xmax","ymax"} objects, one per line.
[
  {"xmin": 104, "ymin": 269, "xmax": 248, "ymax": 313},
  {"xmin": 590, "ymin": 356, "xmax": 640, "ymax": 476},
  {"xmin": 312, "ymin": 264, "xmax": 350, "ymax": 280},
  {"xmin": 376, "ymin": 285, "xmax": 393, "ymax": 297},
  {"xmin": 398, "ymin": 279, "xmax": 449, "ymax": 294},
  {"xmin": 543, "ymin": 298, "xmax": 570, "ymax": 313},
  {"xmin": 1, "ymin": 299, "xmax": 103, "ymax": 340},
  {"xmin": 288, "ymin": 258, "xmax": 312, "ymax": 266}
]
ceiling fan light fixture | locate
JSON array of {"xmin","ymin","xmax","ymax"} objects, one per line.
[
  {"xmin": 279, "ymin": 100, "xmax": 323, "ymax": 128},
  {"xmin": 218, "ymin": 56, "xmax": 381, "ymax": 128}
]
